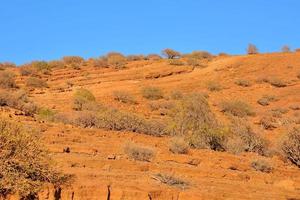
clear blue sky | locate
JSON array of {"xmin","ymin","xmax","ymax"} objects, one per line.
[{"xmin": 1, "ymin": 0, "xmax": 300, "ymax": 65}]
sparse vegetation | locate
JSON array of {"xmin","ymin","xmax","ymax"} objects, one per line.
[
  {"xmin": 251, "ymin": 159, "xmax": 273, "ymax": 173},
  {"xmin": 280, "ymin": 127, "xmax": 300, "ymax": 167},
  {"xmin": 146, "ymin": 54, "xmax": 162, "ymax": 60},
  {"xmin": 124, "ymin": 142, "xmax": 155, "ymax": 162},
  {"xmin": 247, "ymin": 44, "xmax": 258, "ymax": 55},
  {"xmin": 73, "ymin": 88, "xmax": 96, "ymax": 111},
  {"xmin": 0, "ymin": 71, "xmax": 17, "ymax": 88},
  {"xmin": 184, "ymin": 51, "xmax": 213, "ymax": 60},
  {"xmin": 113, "ymin": 90, "xmax": 137, "ymax": 104},
  {"xmin": 169, "ymin": 137, "xmax": 189, "ymax": 154},
  {"xmin": 0, "ymin": 117, "xmax": 72, "ymax": 199},
  {"xmin": 162, "ymin": 48, "xmax": 181, "ymax": 59},
  {"xmin": 153, "ymin": 173, "xmax": 188, "ymax": 189},
  {"xmin": 37, "ymin": 107, "xmax": 56, "ymax": 121},
  {"xmin": 141, "ymin": 86, "xmax": 164, "ymax": 100},
  {"xmin": 169, "ymin": 59, "xmax": 184, "ymax": 66},
  {"xmin": 106, "ymin": 52, "xmax": 127, "ymax": 69},
  {"xmin": 220, "ymin": 100, "xmax": 255, "ymax": 117},
  {"xmin": 282, "ymin": 45, "xmax": 291, "ymax": 53},
  {"xmin": 257, "ymin": 95, "xmax": 278, "ymax": 106},
  {"xmin": 62, "ymin": 56, "xmax": 84, "ymax": 65},
  {"xmin": 170, "ymin": 90, "xmax": 183, "ymax": 100},
  {"xmin": 26, "ymin": 77, "xmax": 48, "ymax": 88},
  {"xmin": 235, "ymin": 79, "xmax": 251, "ymax": 87},
  {"xmin": 206, "ymin": 81, "xmax": 222, "ymax": 91},
  {"xmin": 267, "ymin": 78, "xmax": 287, "ymax": 87}
]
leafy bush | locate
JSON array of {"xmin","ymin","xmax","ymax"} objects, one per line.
[
  {"xmin": 0, "ymin": 71, "xmax": 17, "ymax": 88},
  {"xmin": 141, "ymin": 86, "xmax": 164, "ymax": 100},
  {"xmin": 124, "ymin": 142, "xmax": 155, "ymax": 162},
  {"xmin": 162, "ymin": 48, "xmax": 181, "ymax": 59},
  {"xmin": 169, "ymin": 137, "xmax": 189, "ymax": 154},
  {"xmin": 235, "ymin": 79, "xmax": 252, "ymax": 87},
  {"xmin": 247, "ymin": 44, "xmax": 258, "ymax": 54},
  {"xmin": 0, "ymin": 117, "xmax": 72, "ymax": 198},
  {"xmin": 26, "ymin": 77, "xmax": 48, "ymax": 88},
  {"xmin": 73, "ymin": 88, "xmax": 96, "ymax": 111},
  {"xmin": 206, "ymin": 81, "xmax": 222, "ymax": 91},
  {"xmin": 113, "ymin": 90, "xmax": 137, "ymax": 104},
  {"xmin": 280, "ymin": 127, "xmax": 300, "ymax": 167},
  {"xmin": 221, "ymin": 100, "xmax": 255, "ymax": 117},
  {"xmin": 251, "ymin": 159, "xmax": 273, "ymax": 173}
]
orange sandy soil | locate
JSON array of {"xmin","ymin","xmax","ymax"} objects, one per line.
[{"xmin": 3, "ymin": 52, "xmax": 300, "ymax": 199}]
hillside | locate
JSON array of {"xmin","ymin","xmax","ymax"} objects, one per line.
[{"xmin": 1, "ymin": 52, "xmax": 300, "ymax": 200}]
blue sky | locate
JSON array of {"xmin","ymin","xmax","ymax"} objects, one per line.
[{"xmin": 1, "ymin": 0, "xmax": 300, "ymax": 65}]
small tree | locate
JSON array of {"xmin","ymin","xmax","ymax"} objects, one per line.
[
  {"xmin": 282, "ymin": 45, "xmax": 291, "ymax": 53},
  {"xmin": 247, "ymin": 44, "xmax": 258, "ymax": 55},
  {"xmin": 162, "ymin": 48, "xmax": 181, "ymax": 59}
]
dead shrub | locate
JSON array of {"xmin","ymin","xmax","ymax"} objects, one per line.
[
  {"xmin": 74, "ymin": 111, "xmax": 98, "ymax": 128},
  {"xmin": 162, "ymin": 48, "xmax": 181, "ymax": 59},
  {"xmin": 268, "ymin": 78, "xmax": 287, "ymax": 87},
  {"xmin": 280, "ymin": 127, "xmax": 300, "ymax": 167},
  {"xmin": 221, "ymin": 100, "xmax": 255, "ymax": 117},
  {"xmin": 251, "ymin": 159, "xmax": 273, "ymax": 173},
  {"xmin": 257, "ymin": 95, "xmax": 278, "ymax": 106},
  {"xmin": 247, "ymin": 44, "xmax": 258, "ymax": 55},
  {"xmin": 186, "ymin": 57, "xmax": 202, "ymax": 67},
  {"xmin": 235, "ymin": 79, "xmax": 252, "ymax": 87},
  {"xmin": 282, "ymin": 45, "xmax": 291, "ymax": 53},
  {"xmin": 62, "ymin": 56, "xmax": 84, "ymax": 65},
  {"xmin": 124, "ymin": 142, "xmax": 155, "ymax": 162},
  {"xmin": 206, "ymin": 81, "xmax": 222, "ymax": 91},
  {"xmin": 153, "ymin": 173, "xmax": 188, "ymax": 189},
  {"xmin": 169, "ymin": 137, "xmax": 189, "ymax": 154},
  {"xmin": 259, "ymin": 116, "xmax": 278, "ymax": 130},
  {"xmin": 141, "ymin": 86, "xmax": 164, "ymax": 100},
  {"xmin": 227, "ymin": 118, "xmax": 268, "ymax": 155},
  {"xmin": 0, "ymin": 117, "xmax": 72, "ymax": 198},
  {"xmin": 113, "ymin": 90, "xmax": 137, "ymax": 104},
  {"xmin": 0, "ymin": 71, "xmax": 17, "ymax": 88},
  {"xmin": 107, "ymin": 52, "xmax": 127, "ymax": 69},
  {"xmin": 73, "ymin": 88, "xmax": 96, "ymax": 111},
  {"xmin": 26, "ymin": 77, "xmax": 48, "ymax": 88},
  {"xmin": 19, "ymin": 66, "xmax": 37, "ymax": 76},
  {"xmin": 148, "ymin": 100, "xmax": 174, "ymax": 113},
  {"xmin": 169, "ymin": 59, "xmax": 184, "ymax": 66}
]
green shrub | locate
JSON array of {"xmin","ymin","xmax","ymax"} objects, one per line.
[
  {"xmin": 141, "ymin": 86, "xmax": 164, "ymax": 100},
  {"xmin": 169, "ymin": 137, "xmax": 189, "ymax": 154},
  {"xmin": 73, "ymin": 88, "xmax": 96, "ymax": 111},
  {"xmin": 37, "ymin": 108, "xmax": 56, "ymax": 121},
  {"xmin": 0, "ymin": 117, "xmax": 72, "ymax": 198},
  {"xmin": 251, "ymin": 159, "xmax": 273, "ymax": 173},
  {"xmin": 0, "ymin": 71, "xmax": 17, "ymax": 88},
  {"xmin": 124, "ymin": 142, "xmax": 155, "ymax": 161},
  {"xmin": 221, "ymin": 100, "xmax": 255, "ymax": 117},
  {"xmin": 280, "ymin": 127, "xmax": 300, "ymax": 167},
  {"xmin": 26, "ymin": 77, "xmax": 48, "ymax": 88},
  {"xmin": 113, "ymin": 90, "xmax": 137, "ymax": 104}
]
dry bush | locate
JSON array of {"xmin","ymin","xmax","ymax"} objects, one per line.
[
  {"xmin": 107, "ymin": 52, "xmax": 127, "ymax": 69},
  {"xmin": 169, "ymin": 93, "xmax": 217, "ymax": 136},
  {"xmin": 268, "ymin": 78, "xmax": 287, "ymax": 87},
  {"xmin": 218, "ymin": 52, "xmax": 229, "ymax": 56},
  {"xmin": 0, "ymin": 90, "xmax": 38, "ymax": 116},
  {"xmin": 247, "ymin": 44, "xmax": 258, "ymax": 54},
  {"xmin": 73, "ymin": 88, "xmax": 96, "ymax": 111},
  {"xmin": 74, "ymin": 111, "xmax": 98, "ymax": 128},
  {"xmin": 19, "ymin": 65, "xmax": 37, "ymax": 76},
  {"xmin": 169, "ymin": 59, "xmax": 184, "ymax": 66},
  {"xmin": 96, "ymin": 108, "xmax": 167, "ymax": 136},
  {"xmin": 146, "ymin": 54, "xmax": 162, "ymax": 61},
  {"xmin": 0, "ymin": 71, "xmax": 17, "ymax": 88},
  {"xmin": 186, "ymin": 57, "xmax": 202, "ymax": 67},
  {"xmin": 26, "ymin": 77, "xmax": 48, "ymax": 88},
  {"xmin": 185, "ymin": 51, "xmax": 213, "ymax": 60},
  {"xmin": 30, "ymin": 61, "xmax": 51, "ymax": 72},
  {"xmin": 227, "ymin": 118, "xmax": 268, "ymax": 155},
  {"xmin": 113, "ymin": 90, "xmax": 137, "ymax": 104},
  {"xmin": 251, "ymin": 159, "xmax": 273, "ymax": 173},
  {"xmin": 257, "ymin": 95, "xmax": 278, "ymax": 106},
  {"xmin": 280, "ymin": 127, "xmax": 300, "ymax": 167},
  {"xmin": 0, "ymin": 117, "xmax": 72, "ymax": 198},
  {"xmin": 0, "ymin": 62, "xmax": 16, "ymax": 70},
  {"xmin": 206, "ymin": 81, "xmax": 222, "ymax": 91},
  {"xmin": 221, "ymin": 100, "xmax": 255, "ymax": 117},
  {"xmin": 141, "ymin": 86, "xmax": 164, "ymax": 100},
  {"xmin": 153, "ymin": 173, "xmax": 188, "ymax": 189},
  {"xmin": 37, "ymin": 107, "xmax": 56, "ymax": 122},
  {"xmin": 282, "ymin": 45, "xmax": 291, "ymax": 52},
  {"xmin": 124, "ymin": 142, "xmax": 155, "ymax": 161},
  {"xmin": 88, "ymin": 57, "xmax": 109, "ymax": 68},
  {"xmin": 148, "ymin": 100, "xmax": 174, "ymax": 115},
  {"xmin": 235, "ymin": 79, "xmax": 252, "ymax": 87},
  {"xmin": 162, "ymin": 48, "xmax": 181, "ymax": 59},
  {"xmin": 170, "ymin": 90, "xmax": 183, "ymax": 100},
  {"xmin": 62, "ymin": 56, "xmax": 84, "ymax": 65},
  {"xmin": 48, "ymin": 60, "xmax": 65, "ymax": 69},
  {"xmin": 290, "ymin": 105, "xmax": 300, "ymax": 111},
  {"xmin": 127, "ymin": 54, "xmax": 145, "ymax": 61},
  {"xmin": 169, "ymin": 137, "xmax": 189, "ymax": 154},
  {"xmin": 259, "ymin": 116, "xmax": 278, "ymax": 130}
]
